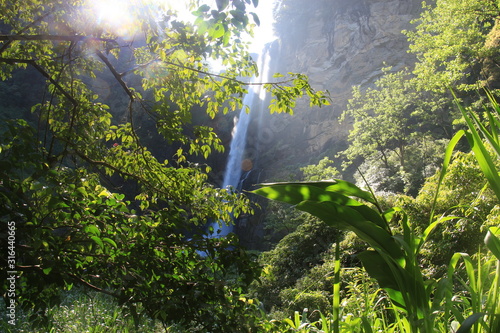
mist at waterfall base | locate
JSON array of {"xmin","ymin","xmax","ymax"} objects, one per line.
[{"xmin": 209, "ymin": 43, "xmax": 275, "ymax": 238}]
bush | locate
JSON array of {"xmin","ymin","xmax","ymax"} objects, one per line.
[{"xmin": 251, "ymin": 217, "xmax": 340, "ymax": 311}]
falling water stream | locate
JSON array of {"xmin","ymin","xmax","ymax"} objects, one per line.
[{"xmin": 210, "ymin": 43, "xmax": 275, "ymax": 237}]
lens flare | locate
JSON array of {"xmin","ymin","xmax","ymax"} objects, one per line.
[{"xmin": 90, "ymin": 0, "xmax": 137, "ymax": 38}]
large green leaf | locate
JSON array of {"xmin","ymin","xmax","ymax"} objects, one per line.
[
  {"xmin": 252, "ymin": 182, "xmax": 361, "ymax": 205},
  {"xmin": 453, "ymin": 94, "xmax": 500, "ymax": 201},
  {"xmin": 255, "ymin": 180, "xmax": 375, "ymax": 203},
  {"xmin": 252, "ymin": 181, "xmax": 390, "ymax": 231},
  {"xmin": 357, "ymin": 250, "xmax": 406, "ymax": 310},
  {"xmin": 464, "ymin": 131, "xmax": 500, "ymax": 201},
  {"xmin": 455, "ymin": 313, "xmax": 485, "ymax": 333},
  {"xmin": 323, "ymin": 179, "xmax": 376, "ymax": 204},
  {"xmin": 350, "ymin": 204, "xmax": 390, "ymax": 233},
  {"xmin": 295, "ymin": 200, "xmax": 405, "ymax": 265},
  {"xmin": 485, "ymin": 227, "xmax": 500, "ymax": 260}
]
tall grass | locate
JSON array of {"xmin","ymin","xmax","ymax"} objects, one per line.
[{"xmin": 0, "ymin": 288, "xmax": 164, "ymax": 333}]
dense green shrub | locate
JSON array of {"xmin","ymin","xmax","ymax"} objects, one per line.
[
  {"xmin": 251, "ymin": 217, "xmax": 341, "ymax": 311},
  {"xmin": 393, "ymin": 151, "xmax": 499, "ymax": 274},
  {"xmin": 279, "ymin": 288, "xmax": 331, "ymax": 321}
]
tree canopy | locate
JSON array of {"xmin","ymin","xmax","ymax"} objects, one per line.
[
  {"xmin": 339, "ymin": 0, "xmax": 500, "ymax": 195},
  {"xmin": 0, "ymin": 0, "xmax": 329, "ymax": 330},
  {"xmin": 340, "ymin": 69, "xmax": 452, "ymax": 195},
  {"xmin": 404, "ymin": 0, "xmax": 500, "ymax": 92}
]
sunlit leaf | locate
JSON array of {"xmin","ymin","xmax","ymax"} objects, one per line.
[
  {"xmin": 485, "ymin": 227, "xmax": 500, "ymax": 260},
  {"xmin": 91, "ymin": 236, "xmax": 104, "ymax": 248}
]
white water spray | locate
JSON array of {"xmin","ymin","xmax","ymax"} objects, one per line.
[{"xmin": 211, "ymin": 44, "xmax": 274, "ymax": 237}]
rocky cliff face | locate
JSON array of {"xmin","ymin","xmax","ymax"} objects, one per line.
[
  {"xmin": 235, "ymin": 0, "xmax": 424, "ymax": 249},
  {"xmin": 255, "ymin": 0, "xmax": 423, "ymax": 180}
]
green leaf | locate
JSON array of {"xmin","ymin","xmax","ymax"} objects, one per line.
[
  {"xmin": 199, "ymin": 4, "xmax": 210, "ymax": 12},
  {"xmin": 453, "ymin": 93, "xmax": 500, "ymax": 201},
  {"xmin": 42, "ymin": 267, "xmax": 52, "ymax": 275},
  {"xmin": 456, "ymin": 313, "xmax": 485, "ymax": 333},
  {"xmin": 253, "ymin": 180, "xmax": 374, "ymax": 203},
  {"xmin": 102, "ymin": 237, "xmax": 118, "ymax": 248},
  {"xmin": 295, "ymin": 200, "xmax": 404, "ymax": 264},
  {"xmin": 485, "ymin": 227, "xmax": 500, "ymax": 260},
  {"xmin": 76, "ymin": 187, "xmax": 88, "ymax": 197},
  {"xmin": 252, "ymin": 181, "xmax": 390, "ymax": 230},
  {"xmin": 357, "ymin": 250, "xmax": 406, "ymax": 310},
  {"xmin": 85, "ymin": 225, "xmax": 101, "ymax": 236},
  {"xmin": 98, "ymin": 189, "xmax": 110, "ymax": 197},
  {"xmin": 211, "ymin": 23, "xmax": 225, "ymax": 39},
  {"xmin": 91, "ymin": 236, "xmax": 104, "ymax": 248}
]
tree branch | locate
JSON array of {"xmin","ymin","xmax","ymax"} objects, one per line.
[
  {"xmin": 68, "ymin": 273, "xmax": 121, "ymax": 298},
  {"xmin": 0, "ymin": 11, "xmax": 55, "ymax": 53},
  {"xmin": 0, "ymin": 34, "xmax": 116, "ymax": 43},
  {"xmin": 95, "ymin": 49, "xmax": 135, "ymax": 100},
  {"xmin": 163, "ymin": 60, "xmax": 294, "ymax": 86},
  {"xmin": 0, "ymin": 57, "xmax": 78, "ymax": 106}
]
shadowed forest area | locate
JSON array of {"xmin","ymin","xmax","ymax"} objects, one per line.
[{"xmin": 1, "ymin": 0, "xmax": 500, "ymax": 332}]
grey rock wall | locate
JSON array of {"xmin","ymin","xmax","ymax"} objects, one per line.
[
  {"xmin": 256, "ymin": 0, "xmax": 422, "ymax": 178},
  {"xmin": 237, "ymin": 0, "xmax": 423, "ymax": 248}
]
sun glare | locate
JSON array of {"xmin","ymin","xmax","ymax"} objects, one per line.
[
  {"xmin": 87, "ymin": 0, "xmax": 192, "ymax": 38},
  {"xmin": 87, "ymin": 0, "xmax": 277, "ymax": 50},
  {"xmin": 91, "ymin": 0, "xmax": 136, "ymax": 36}
]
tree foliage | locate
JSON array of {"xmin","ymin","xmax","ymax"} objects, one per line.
[
  {"xmin": 0, "ymin": 0, "xmax": 329, "ymax": 330},
  {"xmin": 340, "ymin": 69, "xmax": 452, "ymax": 195},
  {"xmin": 251, "ymin": 216, "xmax": 339, "ymax": 313},
  {"xmin": 405, "ymin": 0, "xmax": 500, "ymax": 92},
  {"xmin": 300, "ymin": 156, "xmax": 339, "ymax": 182}
]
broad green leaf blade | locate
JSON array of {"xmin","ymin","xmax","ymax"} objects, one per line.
[
  {"xmin": 296, "ymin": 200, "xmax": 405, "ymax": 264},
  {"xmin": 448, "ymin": 253, "xmax": 477, "ymax": 292},
  {"xmin": 351, "ymin": 204, "xmax": 391, "ymax": 233},
  {"xmin": 360, "ymin": 317, "xmax": 373, "ymax": 333},
  {"xmin": 453, "ymin": 92, "xmax": 500, "ymax": 201},
  {"xmin": 430, "ymin": 130, "xmax": 465, "ymax": 222},
  {"xmin": 464, "ymin": 131, "xmax": 500, "ymax": 201},
  {"xmin": 102, "ymin": 237, "xmax": 118, "ymax": 248},
  {"xmin": 91, "ymin": 236, "xmax": 104, "ymax": 248},
  {"xmin": 255, "ymin": 180, "xmax": 375, "ymax": 204},
  {"xmin": 249, "ymin": 12, "xmax": 260, "ymax": 26},
  {"xmin": 455, "ymin": 313, "xmax": 485, "ymax": 333},
  {"xmin": 252, "ymin": 181, "xmax": 390, "ymax": 231},
  {"xmin": 357, "ymin": 250, "xmax": 406, "ymax": 310},
  {"xmin": 252, "ymin": 182, "xmax": 365, "ymax": 206},
  {"xmin": 85, "ymin": 225, "xmax": 101, "ymax": 236},
  {"xmin": 215, "ymin": 0, "xmax": 229, "ymax": 11},
  {"xmin": 323, "ymin": 179, "xmax": 376, "ymax": 204},
  {"xmin": 485, "ymin": 227, "xmax": 500, "ymax": 260},
  {"xmin": 419, "ymin": 215, "xmax": 460, "ymax": 252}
]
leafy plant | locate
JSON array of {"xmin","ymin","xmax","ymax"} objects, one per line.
[
  {"xmin": 0, "ymin": 0, "xmax": 330, "ymax": 331},
  {"xmin": 254, "ymin": 90, "xmax": 500, "ymax": 332},
  {"xmin": 252, "ymin": 179, "xmax": 448, "ymax": 331}
]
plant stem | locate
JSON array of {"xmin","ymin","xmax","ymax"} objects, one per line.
[{"xmin": 333, "ymin": 240, "xmax": 340, "ymax": 333}]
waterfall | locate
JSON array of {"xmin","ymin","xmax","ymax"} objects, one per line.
[{"xmin": 211, "ymin": 43, "xmax": 275, "ymax": 237}]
